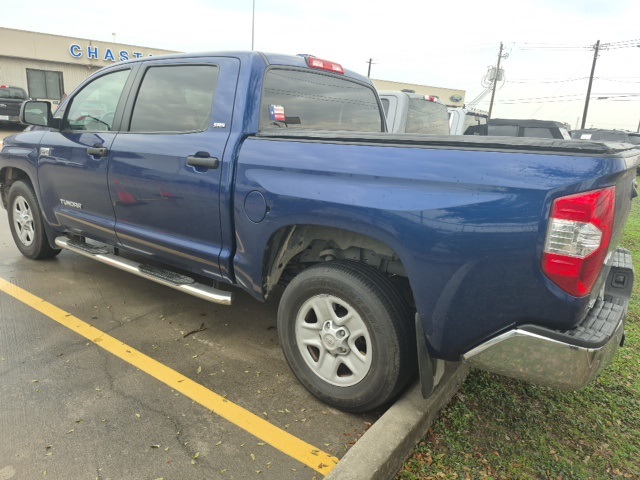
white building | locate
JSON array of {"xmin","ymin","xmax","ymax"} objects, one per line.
[{"xmin": 0, "ymin": 27, "xmax": 176, "ymax": 101}]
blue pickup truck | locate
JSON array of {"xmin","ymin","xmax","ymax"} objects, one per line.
[{"xmin": 0, "ymin": 51, "xmax": 637, "ymax": 412}]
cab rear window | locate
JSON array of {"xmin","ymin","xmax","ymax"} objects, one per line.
[
  {"xmin": 405, "ymin": 99, "xmax": 450, "ymax": 135},
  {"xmin": 260, "ymin": 69, "xmax": 383, "ymax": 132},
  {"xmin": 0, "ymin": 87, "xmax": 27, "ymax": 99}
]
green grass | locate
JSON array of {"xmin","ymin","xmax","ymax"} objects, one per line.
[{"xmin": 397, "ymin": 196, "xmax": 640, "ymax": 480}]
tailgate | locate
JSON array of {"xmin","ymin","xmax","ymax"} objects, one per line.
[
  {"xmin": 0, "ymin": 99, "xmax": 23, "ymax": 118},
  {"xmin": 590, "ymin": 150, "xmax": 638, "ymax": 304}
]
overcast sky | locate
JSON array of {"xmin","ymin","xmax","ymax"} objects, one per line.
[{"xmin": 4, "ymin": 0, "xmax": 640, "ymax": 131}]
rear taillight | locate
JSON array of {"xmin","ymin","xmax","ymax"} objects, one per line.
[{"xmin": 542, "ymin": 187, "xmax": 616, "ymax": 297}]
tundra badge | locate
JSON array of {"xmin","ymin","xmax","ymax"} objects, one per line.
[{"xmin": 60, "ymin": 199, "xmax": 82, "ymax": 209}]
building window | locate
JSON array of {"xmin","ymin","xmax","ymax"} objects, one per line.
[{"xmin": 26, "ymin": 69, "xmax": 64, "ymax": 100}]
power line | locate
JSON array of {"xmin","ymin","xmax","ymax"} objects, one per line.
[
  {"xmin": 497, "ymin": 76, "xmax": 639, "ymax": 85},
  {"xmin": 601, "ymin": 39, "xmax": 640, "ymax": 49},
  {"xmin": 492, "ymin": 98, "xmax": 584, "ymax": 105},
  {"xmin": 477, "ymin": 92, "xmax": 640, "ymax": 105},
  {"xmin": 529, "ymin": 64, "xmax": 587, "ymax": 118},
  {"xmin": 508, "ymin": 77, "xmax": 589, "ymax": 84},
  {"xmin": 514, "ymin": 46, "xmax": 590, "ymax": 51},
  {"xmin": 511, "ymin": 41, "xmax": 591, "ymax": 47},
  {"xmin": 595, "ymin": 97, "xmax": 640, "ymax": 102},
  {"xmin": 372, "ymin": 45, "xmax": 497, "ymax": 64},
  {"xmin": 509, "ymin": 42, "xmax": 591, "ymax": 51},
  {"xmin": 475, "ymin": 94, "xmax": 584, "ymax": 105},
  {"xmin": 592, "ymin": 92, "xmax": 640, "ymax": 96},
  {"xmin": 371, "ymin": 38, "xmax": 640, "ymax": 68}
]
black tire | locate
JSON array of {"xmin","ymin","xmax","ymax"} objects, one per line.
[
  {"xmin": 277, "ymin": 260, "xmax": 416, "ymax": 412},
  {"xmin": 7, "ymin": 181, "xmax": 61, "ymax": 259}
]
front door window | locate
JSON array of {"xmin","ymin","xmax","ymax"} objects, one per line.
[{"xmin": 64, "ymin": 69, "xmax": 130, "ymax": 131}]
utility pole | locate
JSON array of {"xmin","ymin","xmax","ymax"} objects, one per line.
[
  {"xmin": 251, "ymin": 0, "xmax": 255, "ymax": 50},
  {"xmin": 581, "ymin": 40, "xmax": 600, "ymax": 129},
  {"xmin": 487, "ymin": 42, "xmax": 504, "ymax": 120},
  {"xmin": 367, "ymin": 58, "xmax": 375, "ymax": 78}
]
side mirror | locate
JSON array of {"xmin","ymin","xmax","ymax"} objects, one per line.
[{"xmin": 20, "ymin": 100, "xmax": 53, "ymax": 127}]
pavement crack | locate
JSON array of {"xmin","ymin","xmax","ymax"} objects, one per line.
[{"xmin": 183, "ymin": 323, "xmax": 208, "ymax": 338}]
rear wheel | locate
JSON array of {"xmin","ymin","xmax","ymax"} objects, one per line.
[
  {"xmin": 7, "ymin": 181, "xmax": 60, "ymax": 259},
  {"xmin": 277, "ymin": 260, "xmax": 415, "ymax": 412}
]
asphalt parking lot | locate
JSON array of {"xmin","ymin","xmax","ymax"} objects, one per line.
[{"xmin": 0, "ymin": 200, "xmax": 380, "ymax": 479}]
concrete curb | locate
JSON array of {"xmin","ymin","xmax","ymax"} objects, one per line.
[{"xmin": 325, "ymin": 362, "xmax": 469, "ymax": 480}]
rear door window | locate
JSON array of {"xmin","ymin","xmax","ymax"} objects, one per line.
[
  {"xmin": 129, "ymin": 65, "xmax": 219, "ymax": 133},
  {"xmin": 260, "ymin": 69, "xmax": 383, "ymax": 132}
]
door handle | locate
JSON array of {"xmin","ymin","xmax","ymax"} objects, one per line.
[
  {"xmin": 87, "ymin": 146, "xmax": 108, "ymax": 157},
  {"xmin": 187, "ymin": 155, "xmax": 219, "ymax": 169}
]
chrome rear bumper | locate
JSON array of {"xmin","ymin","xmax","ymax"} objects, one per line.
[
  {"xmin": 462, "ymin": 248, "xmax": 633, "ymax": 390},
  {"xmin": 462, "ymin": 316, "xmax": 625, "ymax": 390}
]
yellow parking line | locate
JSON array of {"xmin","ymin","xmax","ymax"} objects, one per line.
[{"xmin": 0, "ymin": 277, "xmax": 338, "ymax": 476}]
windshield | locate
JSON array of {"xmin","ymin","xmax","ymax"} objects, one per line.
[{"xmin": 0, "ymin": 87, "xmax": 27, "ymax": 100}]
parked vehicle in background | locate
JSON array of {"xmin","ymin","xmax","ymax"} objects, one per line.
[
  {"xmin": 1, "ymin": 51, "xmax": 637, "ymax": 414},
  {"xmin": 571, "ymin": 128, "xmax": 635, "ymax": 143},
  {"xmin": 488, "ymin": 118, "xmax": 571, "ymax": 139},
  {"xmin": 0, "ymin": 85, "xmax": 28, "ymax": 126},
  {"xmin": 448, "ymin": 107, "xmax": 488, "ymax": 135},
  {"xmin": 378, "ymin": 90, "xmax": 450, "ymax": 134},
  {"xmin": 571, "ymin": 129, "xmax": 640, "ymax": 173}
]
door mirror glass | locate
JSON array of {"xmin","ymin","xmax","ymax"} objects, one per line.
[{"xmin": 20, "ymin": 100, "xmax": 51, "ymax": 127}]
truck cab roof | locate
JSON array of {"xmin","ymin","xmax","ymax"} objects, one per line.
[{"xmin": 109, "ymin": 50, "xmax": 372, "ymax": 85}]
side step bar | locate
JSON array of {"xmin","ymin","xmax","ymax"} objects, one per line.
[{"xmin": 55, "ymin": 237, "xmax": 233, "ymax": 305}]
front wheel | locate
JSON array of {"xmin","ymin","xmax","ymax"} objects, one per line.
[
  {"xmin": 7, "ymin": 181, "xmax": 60, "ymax": 259},
  {"xmin": 277, "ymin": 261, "xmax": 415, "ymax": 412}
]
